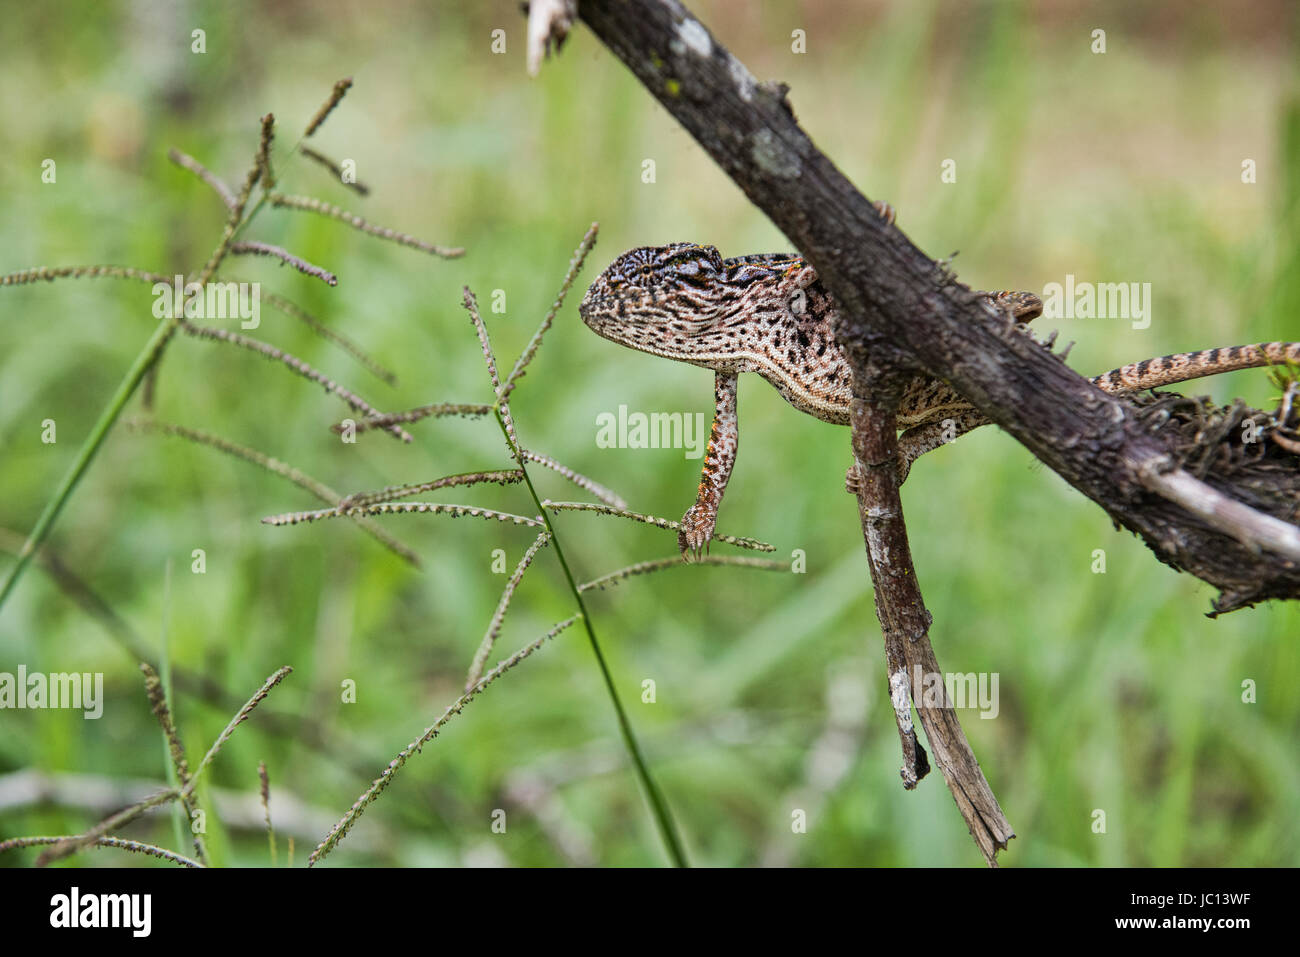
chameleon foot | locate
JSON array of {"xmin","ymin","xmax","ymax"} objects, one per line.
[
  {"xmin": 872, "ymin": 200, "xmax": 896, "ymax": 226},
  {"xmin": 845, "ymin": 463, "xmax": 863, "ymax": 494},
  {"xmin": 845, "ymin": 456, "xmax": 913, "ymax": 494},
  {"xmin": 677, "ymin": 503, "xmax": 715, "ymax": 562}
]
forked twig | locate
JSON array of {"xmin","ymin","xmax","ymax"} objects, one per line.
[
  {"xmin": 503, "ymin": 221, "xmax": 599, "ymax": 398},
  {"xmin": 32, "ymin": 667, "xmax": 292, "ymax": 866},
  {"xmin": 848, "ymin": 378, "xmax": 1010, "ymax": 865},
  {"xmin": 465, "ymin": 532, "xmax": 553, "ymax": 689},
  {"xmin": 140, "ymin": 663, "xmax": 209, "ymax": 866}
]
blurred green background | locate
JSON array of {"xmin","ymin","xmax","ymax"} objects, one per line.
[{"xmin": 1, "ymin": 0, "xmax": 1297, "ymax": 867}]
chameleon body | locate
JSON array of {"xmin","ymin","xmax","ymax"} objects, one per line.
[{"xmin": 579, "ymin": 241, "xmax": 1300, "ymax": 557}]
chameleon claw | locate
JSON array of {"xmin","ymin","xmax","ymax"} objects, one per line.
[
  {"xmin": 678, "ymin": 504, "xmax": 716, "ymax": 562},
  {"xmin": 845, "ymin": 463, "xmax": 863, "ymax": 495},
  {"xmin": 676, "ymin": 525, "xmax": 694, "ymax": 562}
]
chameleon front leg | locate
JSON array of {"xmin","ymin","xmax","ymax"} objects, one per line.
[{"xmin": 679, "ymin": 370, "xmax": 739, "ymax": 560}]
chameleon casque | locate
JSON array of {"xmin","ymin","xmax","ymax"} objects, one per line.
[{"xmin": 579, "ymin": 232, "xmax": 1300, "ymax": 559}]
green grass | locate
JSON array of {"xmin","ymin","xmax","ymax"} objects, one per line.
[{"xmin": 0, "ymin": 0, "xmax": 1297, "ymax": 867}]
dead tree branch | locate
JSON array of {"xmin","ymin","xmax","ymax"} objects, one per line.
[
  {"xmin": 571, "ymin": 0, "xmax": 1300, "ymax": 864},
  {"xmin": 848, "ymin": 365, "xmax": 1011, "ymax": 863},
  {"xmin": 576, "ymin": 0, "xmax": 1300, "ymax": 614}
]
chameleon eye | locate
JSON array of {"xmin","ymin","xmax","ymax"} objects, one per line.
[{"xmin": 667, "ymin": 246, "xmax": 721, "ymax": 277}]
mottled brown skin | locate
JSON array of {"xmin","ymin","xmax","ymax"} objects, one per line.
[{"xmin": 579, "ymin": 241, "xmax": 1300, "ymax": 557}]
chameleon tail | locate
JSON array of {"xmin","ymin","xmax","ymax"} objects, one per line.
[{"xmin": 1091, "ymin": 342, "xmax": 1300, "ymax": 393}]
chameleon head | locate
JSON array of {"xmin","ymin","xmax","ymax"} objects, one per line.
[
  {"xmin": 579, "ymin": 243, "xmax": 733, "ymax": 362},
  {"xmin": 988, "ymin": 289, "xmax": 1043, "ymax": 324}
]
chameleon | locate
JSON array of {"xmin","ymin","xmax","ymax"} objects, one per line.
[{"xmin": 578, "ymin": 235, "xmax": 1300, "ymax": 559}]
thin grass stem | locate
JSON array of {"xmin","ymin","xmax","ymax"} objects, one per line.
[
  {"xmin": 0, "ymin": 835, "xmax": 202, "ymax": 868},
  {"xmin": 269, "ymin": 193, "xmax": 464, "ymax": 258},
  {"xmin": 465, "ymin": 532, "xmax": 552, "ymax": 689},
  {"xmin": 579, "ymin": 554, "xmax": 788, "ymax": 591},
  {"xmin": 0, "ymin": 314, "xmax": 180, "ymax": 611},
  {"xmin": 308, "ymin": 615, "xmax": 579, "ymax": 865}
]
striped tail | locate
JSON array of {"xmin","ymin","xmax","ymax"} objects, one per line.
[{"xmin": 1091, "ymin": 342, "xmax": 1300, "ymax": 393}]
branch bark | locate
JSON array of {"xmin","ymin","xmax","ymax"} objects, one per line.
[{"xmin": 845, "ymin": 364, "xmax": 1013, "ymax": 862}]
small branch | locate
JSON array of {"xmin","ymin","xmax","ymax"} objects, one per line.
[
  {"xmin": 261, "ymin": 501, "xmax": 545, "ymax": 528},
  {"xmin": 34, "ymin": 787, "xmax": 179, "ymax": 866},
  {"xmin": 1139, "ymin": 462, "xmax": 1300, "ymax": 561},
  {"xmin": 0, "ymin": 769, "xmax": 383, "ymax": 847},
  {"xmin": 229, "ymin": 241, "xmax": 337, "ymax": 286},
  {"xmin": 1, "ymin": 835, "xmax": 202, "ymax": 868},
  {"xmin": 848, "ymin": 372, "xmax": 1011, "ymax": 865},
  {"xmin": 196, "ymin": 115, "xmax": 270, "ymax": 286},
  {"xmin": 520, "ymin": 449, "xmax": 627, "ymax": 509},
  {"xmin": 1, "ymin": 264, "xmax": 170, "ymax": 286},
  {"xmin": 503, "ymin": 221, "xmax": 599, "ymax": 398},
  {"xmin": 259, "ymin": 761, "xmax": 277, "ymax": 867},
  {"xmin": 167, "ymin": 148, "xmax": 236, "ymax": 207},
  {"xmin": 140, "ymin": 663, "xmax": 209, "ymax": 866},
  {"xmin": 299, "ymin": 145, "xmax": 371, "ymax": 196},
  {"xmin": 188, "ymin": 668, "xmax": 293, "ymax": 792},
  {"xmin": 337, "ymin": 469, "xmax": 524, "ymax": 510},
  {"xmin": 526, "ymin": 0, "xmax": 577, "ymax": 76},
  {"xmin": 268, "ymin": 192, "xmax": 464, "ymax": 258},
  {"xmin": 578, "ymin": 554, "xmax": 787, "ymax": 591},
  {"xmin": 337, "ymin": 402, "xmax": 492, "ymax": 435},
  {"xmin": 304, "ymin": 77, "xmax": 353, "ymax": 137},
  {"xmin": 256, "ymin": 112, "xmax": 277, "ymax": 189}
]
